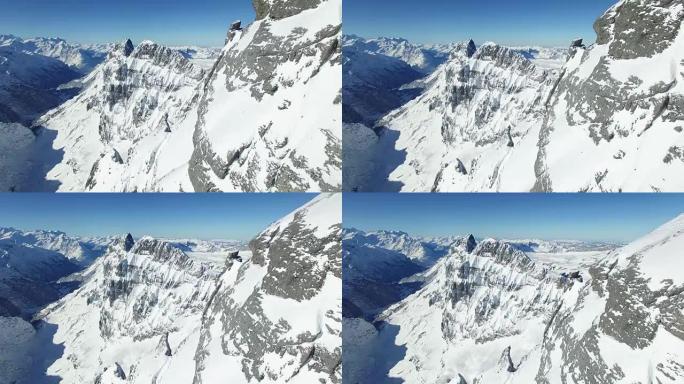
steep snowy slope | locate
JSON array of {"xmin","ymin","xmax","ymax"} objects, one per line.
[
  {"xmin": 0, "ymin": 122, "xmax": 34, "ymax": 191},
  {"xmin": 535, "ymin": 0, "xmax": 684, "ymax": 192},
  {"xmin": 348, "ymin": 215, "xmax": 684, "ymax": 383},
  {"xmin": 23, "ymin": 194, "xmax": 341, "ymax": 383},
  {"xmin": 187, "ymin": 0, "xmax": 342, "ymax": 192}
]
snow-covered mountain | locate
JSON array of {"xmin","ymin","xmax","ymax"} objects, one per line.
[
  {"xmin": 343, "ymin": 35, "xmax": 457, "ymax": 74},
  {"xmin": 171, "ymin": 45, "xmax": 222, "ymax": 70},
  {"xmin": 0, "ymin": 34, "xmax": 111, "ymax": 74},
  {"xmin": 534, "ymin": 0, "xmax": 684, "ymax": 192},
  {"xmin": 10, "ymin": 0, "xmax": 342, "ymax": 192},
  {"xmin": 344, "ymin": 0, "xmax": 684, "ymax": 192},
  {"xmin": 36, "ymin": 38, "xmax": 205, "ymax": 192},
  {"xmin": 0, "ymin": 227, "xmax": 113, "ymax": 265},
  {"xmin": 346, "ymin": 39, "xmax": 556, "ymax": 192},
  {"xmin": 0, "ymin": 44, "xmax": 81, "ymax": 124},
  {"xmin": 1, "ymin": 194, "xmax": 341, "ymax": 384},
  {"xmin": 343, "ymin": 215, "xmax": 684, "ymax": 383},
  {"xmin": 511, "ymin": 46, "xmax": 567, "ymax": 69}
]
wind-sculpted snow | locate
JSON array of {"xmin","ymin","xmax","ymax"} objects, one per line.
[
  {"xmin": 13, "ymin": 195, "xmax": 341, "ymax": 383},
  {"xmin": 188, "ymin": 0, "xmax": 342, "ymax": 192},
  {"xmin": 345, "ymin": 216, "xmax": 684, "ymax": 383}
]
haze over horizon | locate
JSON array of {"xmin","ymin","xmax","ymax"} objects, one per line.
[
  {"xmin": 344, "ymin": 194, "xmax": 684, "ymax": 243},
  {"xmin": 0, "ymin": 0, "xmax": 255, "ymax": 46},
  {"xmin": 0, "ymin": 193, "xmax": 316, "ymax": 241},
  {"xmin": 345, "ymin": 0, "xmax": 616, "ymax": 47}
]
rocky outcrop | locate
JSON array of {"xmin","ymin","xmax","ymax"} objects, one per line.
[
  {"xmin": 188, "ymin": 0, "xmax": 341, "ymax": 192},
  {"xmin": 252, "ymin": 0, "xmax": 322, "ymax": 20},
  {"xmin": 534, "ymin": 0, "xmax": 684, "ymax": 192}
]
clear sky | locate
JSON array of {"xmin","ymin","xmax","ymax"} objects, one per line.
[
  {"xmin": 344, "ymin": 194, "xmax": 684, "ymax": 243},
  {"xmin": 0, "ymin": 193, "xmax": 316, "ymax": 241},
  {"xmin": 345, "ymin": 0, "xmax": 617, "ymax": 47},
  {"xmin": 0, "ymin": 0, "xmax": 255, "ymax": 46}
]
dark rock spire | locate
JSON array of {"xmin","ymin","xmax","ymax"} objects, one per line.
[
  {"xmin": 124, "ymin": 233, "xmax": 135, "ymax": 252},
  {"xmin": 466, "ymin": 39, "xmax": 477, "ymax": 58},
  {"xmin": 466, "ymin": 234, "xmax": 477, "ymax": 253}
]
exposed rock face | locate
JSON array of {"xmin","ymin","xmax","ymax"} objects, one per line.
[
  {"xmin": 594, "ymin": 0, "xmax": 683, "ymax": 59},
  {"xmin": 193, "ymin": 194, "xmax": 342, "ymax": 383},
  {"xmin": 534, "ymin": 0, "xmax": 684, "ymax": 192},
  {"xmin": 465, "ymin": 234, "xmax": 477, "ymax": 253},
  {"xmin": 252, "ymin": 0, "xmax": 322, "ymax": 20},
  {"xmin": 124, "ymin": 233, "xmax": 135, "ymax": 252},
  {"xmin": 188, "ymin": 0, "xmax": 342, "ymax": 192}
]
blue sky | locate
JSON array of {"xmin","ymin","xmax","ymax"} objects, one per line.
[
  {"xmin": 0, "ymin": 0, "xmax": 254, "ymax": 46},
  {"xmin": 345, "ymin": 0, "xmax": 617, "ymax": 46},
  {"xmin": 344, "ymin": 194, "xmax": 684, "ymax": 243},
  {"xmin": 0, "ymin": 193, "xmax": 316, "ymax": 241}
]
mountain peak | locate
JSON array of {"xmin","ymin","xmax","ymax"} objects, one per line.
[
  {"xmin": 123, "ymin": 38, "xmax": 134, "ymax": 56},
  {"xmin": 108, "ymin": 38, "xmax": 135, "ymax": 58},
  {"xmin": 466, "ymin": 39, "xmax": 476, "ymax": 58},
  {"xmin": 124, "ymin": 233, "xmax": 135, "ymax": 252},
  {"xmin": 465, "ymin": 234, "xmax": 477, "ymax": 253}
]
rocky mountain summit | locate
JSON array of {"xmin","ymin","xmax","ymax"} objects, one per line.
[{"xmin": 343, "ymin": 215, "xmax": 684, "ymax": 383}]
